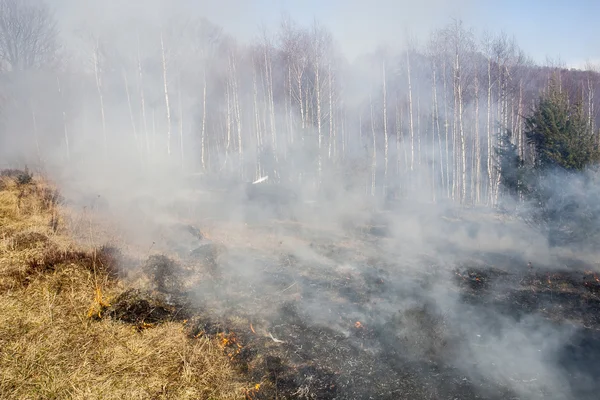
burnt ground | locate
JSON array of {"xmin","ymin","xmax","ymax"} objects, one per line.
[{"xmin": 106, "ymin": 216, "xmax": 600, "ymax": 400}]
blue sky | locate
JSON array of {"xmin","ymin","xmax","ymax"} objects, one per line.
[
  {"xmin": 262, "ymin": 0, "xmax": 600, "ymax": 67},
  {"xmin": 53, "ymin": 0, "xmax": 600, "ymax": 68}
]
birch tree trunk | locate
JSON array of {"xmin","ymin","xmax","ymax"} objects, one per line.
[
  {"xmin": 433, "ymin": 66, "xmax": 444, "ymax": 198},
  {"xmin": 396, "ymin": 102, "xmax": 402, "ymax": 178},
  {"xmin": 417, "ymin": 96, "xmax": 421, "ymax": 170},
  {"xmin": 328, "ymin": 62, "xmax": 334, "ymax": 160},
  {"xmin": 315, "ymin": 46, "xmax": 322, "ymax": 185},
  {"xmin": 264, "ymin": 41, "xmax": 277, "ymax": 174},
  {"xmin": 160, "ymin": 32, "xmax": 172, "ymax": 157},
  {"xmin": 443, "ymin": 59, "xmax": 451, "ymax": 199},
  {"xmin": 225, "ymin": 65, "xmax": 232, "ymax": 167},
  {"xmin": 341, "ymin": 103, "xmax": 346, "ymax": 160},
  {"xmin": 474, "ymin": 75, "xmax": 481, "ymax": 204},
  {"xmin": 178, "ymin": 79, "xmax": 184, "ymax": 170},
  {"xmin": 252, "ymin": 57, "xmax": 262, "ymax": 180},
  {"xmin": 407, "ymin": 49, "xmax": 415, "ymax": 171},
  {"xmin": 137, "ymin": 35, "xmax": 149, "ymax": 164},
  {"xmin": 370, "ymin": 94, "xmax": 377, "ymax": 196},
  {"xmin": 486, "ymin": 55, "xmax": 493, "ymax": 205},
  {"xmin": 122, "ymin": 69, "xmax": 138, "ymax": 150},
  {"xmin": 93, "ymin": 45, "xmax": 106, "ymax": 156},
  {"xmin": 458, "ymin": 72, "xmax": 466, "ymax": 205},
  {"xmin": 56, "ymin": 77, "xmax": 70, "ymax": 162},
  {"xmin": 431, "ymin": 84, "xmax": 436, "ymax": 203},
  {"xmin": 382, "ymin": 60, "xmax": 389, "ymax": 191},
  {"xmin": 231, "ymin": 52, "xmax": 243, "ymax": 177},
  {"xmin": 201, "ymin": 70, "xmax": 207, "ymax": 170},
  {"xmin": 285, "ymin": 63, "xmax": 294, "ymax": 149},
  {"xmin": 452, "ymin": 54, "xmax": 458, "ymax": 202}
]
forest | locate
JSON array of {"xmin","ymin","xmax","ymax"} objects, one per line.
[{"xmin": 1, "ymin": 0, "xmax": 599, "ymax": 210}]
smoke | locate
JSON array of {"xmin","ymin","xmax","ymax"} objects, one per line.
[{"xmin": 1, "ymin": 1, "xmax": 599, "ymax": 399}]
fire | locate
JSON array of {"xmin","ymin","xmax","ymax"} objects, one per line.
[
  {"xmin": 217, "ymin": 332, "xmax": 243, "ymax": 360},
  {"xmin": 244, "ymin": 383, "xmax": 262, "ymax": 400},
  {"xmin": 355, "ymin": 321, "xmax": 363, "ymax": 329},
  {"xmin": 250, "ymin": 323, "xmax": 256, "ymax": 334}
]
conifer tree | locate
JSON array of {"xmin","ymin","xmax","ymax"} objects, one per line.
[{"xmin": 525, "ymin": 79, "xmax": 600, "ymax": 171}]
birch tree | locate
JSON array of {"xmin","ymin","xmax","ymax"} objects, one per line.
[{"xmin": 160, "ymin": 31, "xmax": 172, "ymax": 157}]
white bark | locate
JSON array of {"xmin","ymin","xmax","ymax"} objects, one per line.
[
  {"xmin": 487, "ymin": 54, "xmax": 493, "ymax": 205},
  {"xmin": 443, "ymin": 60, "xmax": 450, "ymax": 198},
  {"xmin": 475, "ymin": 75, "xmax": 481, "ymax": 204},
  {"xmin": 226, "ymin": 66, "xmax": 232, "ymax": 165},
  {"xmin": 178, "ymin": 79, "xmax": 184, "ymax": 170},
  {"xmin": 122, "ymin": 69, "xmax": 139, "ymax": 157},
  {"xmin": 231, "ymin": 52, "xmax": 243, "ymax": 176},
  {"xmin": 383, "ymin": 60, "xmax": 389, "ymax": 189},
  {"xmin": 160, "ymin": 31, "xmax": 172, "ymax": 157},
  {"xmin": 315, "ymin": 43, "xmax": 322, "ymax": 185},
  {"xmin": 56, "ymin": 76, "xmax": 70, "ymax": 162},
  {"xmin": 137, "ymin": 35, "xmax": 149, "ymax": 163},
  {"xmin": 93, "ymin": 45, "xmax": 106, "ymax": 155},
  {"xmin": 457, "ymin": 53, "xmax": 466, "ymax": 204},
  {"xmin": 201, "ymin": 70, "xmax": 207, "ymax": 170},
  {"xmin": 407, "ymin": 48, "xmax": 415, "ymax": 171},
  {"xmin": 370, "ymin": 94, "xmax": 376, "ymax": 196},
  {"xmin": 433, "ymin": 66, "xmax": 444, "ymax": 198},
  {"xmin": 252, "ymin": 58, "xmax": 262, "ymax": 179},
  {"xmin": 328, "ymin": 62, "xmax": 334, "ymax": 160}
]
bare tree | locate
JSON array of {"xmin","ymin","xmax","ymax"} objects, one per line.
[{"xmin": 0, "ymin": 0, "xmax": 59, "ymax": 71}]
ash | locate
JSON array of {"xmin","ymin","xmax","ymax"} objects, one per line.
[{"xmin": 121, "ymin": 192, "xmax": 600, "ymax": 400}]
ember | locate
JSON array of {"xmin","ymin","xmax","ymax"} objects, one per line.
[{"xmin": 354, "ymin": 321, "xmax": 363, "ymax": 329}]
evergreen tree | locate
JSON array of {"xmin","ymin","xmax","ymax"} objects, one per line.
[
  {"xmin": 525, "ymin": 79, "xmax": 600, "ymax": 171},
  {"xmin": 495, "ymin": 129, "xmax": 528, "ymax": 198},
  {"xmin": 497, "ymin": 78, "xmax": 600, "ymax": 247}
]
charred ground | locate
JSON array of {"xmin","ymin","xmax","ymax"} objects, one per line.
[
  {"xmin": 101, "ymin": 198, "xmax": 600, "ymax": 400},
  {"xmin": 13, "ymin": 174, "xmax": 597, "ymax": 400}
]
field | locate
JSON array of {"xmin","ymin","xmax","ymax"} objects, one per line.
[
  {"xmin": 1, "ymin": 171, "xmax": 600, "ymax": 400},
  {"xmin": 0, "ymin": 171, "xmax": 247, "ymax": 400}
]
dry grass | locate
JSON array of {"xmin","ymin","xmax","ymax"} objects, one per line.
[{"xmin": 0, "ymin": 175, "xmax": 246, "ymax": 400}]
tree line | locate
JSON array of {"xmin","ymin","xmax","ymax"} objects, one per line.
[{"xmin": 1, "ymin": 0, "xmax": 599, "ymax": 209}]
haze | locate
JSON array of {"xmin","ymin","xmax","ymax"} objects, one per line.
[{"xmin": 1, "ymin": 0, "xmax": 600, "ymax": 399}]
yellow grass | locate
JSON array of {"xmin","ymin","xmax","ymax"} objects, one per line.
[{"xmin": 0, "ymin": 176, "xmax": 246, "ymax": 400}]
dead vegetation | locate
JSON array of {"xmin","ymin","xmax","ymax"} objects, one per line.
[{"xmin": 0, "ymin": 173, "xmax": 247, "ymax": 400}]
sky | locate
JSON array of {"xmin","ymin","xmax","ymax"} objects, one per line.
[{"xmin": 52, "ymin": 0, "xmax": 600, "ymax": 68}]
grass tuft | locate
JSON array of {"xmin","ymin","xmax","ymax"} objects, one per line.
[{"xmin": 0, "ymin": 172, "xmax": 247, "ymax": 399}]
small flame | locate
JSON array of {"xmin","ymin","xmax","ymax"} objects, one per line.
[
  {"xmin": 250, "ymin": 323, "xmax": 256, "ymax": 334},
  {"xmin": 245, "ymin": 383, "xmax": 262, "ymax": 400},
  {"xmin": 355, "ymin": 321, "xmax": 363, "ymax": 329}
]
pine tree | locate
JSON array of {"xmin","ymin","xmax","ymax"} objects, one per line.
[
  {"xmin": 495, "ymin": 129, "xmax": 527, "ymax": 198},
  {"xmin": 497, "ymin": 79, "xmax": 600, "ymax": 247},
  {"xmin": 525, "ymin": 78, "xmax": 600, "ymax": 171}
]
